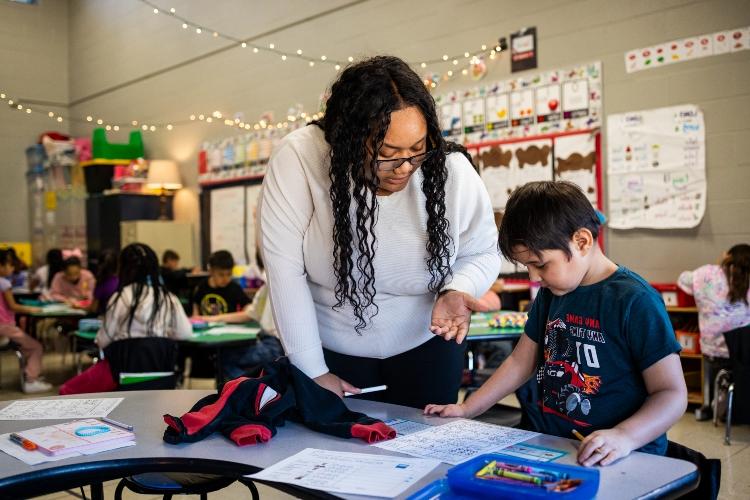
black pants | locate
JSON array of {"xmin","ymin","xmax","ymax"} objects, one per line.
[{"xmin": 323, "ymin": 336, "xmax": 466, "ymax": 409}]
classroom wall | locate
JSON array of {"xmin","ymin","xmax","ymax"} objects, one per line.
[
  {"xmin": 4, "ymin": 0, "xmax": 749, "ymax": 280},
  {"xmin": 0, "ymin": 0, "xmax": 69, "ymax": 243}
]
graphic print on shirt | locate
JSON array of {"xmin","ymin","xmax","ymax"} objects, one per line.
[
  {"xmin": 200, "ymin": 293, "xmax": 229, "ymax": 315},
  {"xmin": 537, "ymin": 314, "xmax": 603, "ymax": 427}
]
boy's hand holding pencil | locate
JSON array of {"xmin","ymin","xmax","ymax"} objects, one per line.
[{"xmin": 573, "ymin": 428, "xmax": 635, "ymax": 467}]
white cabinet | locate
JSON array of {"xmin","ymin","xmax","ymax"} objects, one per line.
[{"xmin": 120, "ymin": 221, "xmax": 195, "ymax": 267}]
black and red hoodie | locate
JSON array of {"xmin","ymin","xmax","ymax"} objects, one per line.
[{"xmin": 163, "ymin": 357, "xmax": 396, "ymax": 446}]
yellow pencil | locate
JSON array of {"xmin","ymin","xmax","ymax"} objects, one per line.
[{"xmin": 572, "ymin": 429, "xmax": 586, "ymax": 442}]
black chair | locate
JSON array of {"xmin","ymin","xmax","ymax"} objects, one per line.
[
  {"xmin": 666, "ymin": 440, "xmax": 720, "ymax": 500},
  {"xmin": 713, "ymin": 324, "xmax": 750, "ymax": 444},
  {"xmin": 103, "ymin": 337, "xmax": 179, "ymax": 391},
  {"xmin": 114, "ymin": 472, "xmax": 259, "ymax": 500}
]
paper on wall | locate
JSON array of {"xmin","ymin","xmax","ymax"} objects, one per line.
[{"xmin": 607, "ymin": 104, "xmax": 705, "ymax": 229}]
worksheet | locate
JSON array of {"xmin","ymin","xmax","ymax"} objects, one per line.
[
  {"xmin": 0, "ymin": 398, "xmax": 123, "ymax": 420},
  {"xmin": 374, "ymin": 419, "xmax": 538, "ymax": 465},
  {"xmin": 248, "ymin": 448, "xmax": 440, "ymax": 498}
]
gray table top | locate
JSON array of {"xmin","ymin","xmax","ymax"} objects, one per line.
[{"xmin": 0, "ymin": 390, "xmax": 697, "ymax": 499}]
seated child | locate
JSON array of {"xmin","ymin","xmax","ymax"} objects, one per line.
[
  {"xmin": 196, "ymin": 284, "xmax": 284, "ymax": 379},
  {"xmin": 0, "ymin": 249, "xmax": 52, "ymax": 393},
  {"xmin": 160, "ymin": 249, "xmax": 191, "ymax": 297},
  {"xmin": 49, "ymin": 256, "xmax": 96, "ymax": 306},
  {"xmin": 425, "ymin": 181, "xmax": 687, "ymax": 466},
  {"xmin": 193, "ymin": 250, "xmax": 249, "ymax": 317},
  {"xmin": 59, "ymin": 243, "xmax": 192, "ymax": 395},
  {"xmin": 31, "ymin": 248, "xmax": 64, "ymax": 299},
  {"xmin": 89, "ymin": 249, "xmax": 119, "ymax": 316}
]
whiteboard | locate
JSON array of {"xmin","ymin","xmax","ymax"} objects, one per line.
[
  {"xmin": 210, "ymin": 185, "xmax": 247, "ymax": 264},
  {"xmin": 607, "ymin": 104, "xmax": 706, "ymax": 229}
]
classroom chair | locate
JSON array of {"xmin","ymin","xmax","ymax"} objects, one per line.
[
  {"xmin": 666, "ymin": 441, "xmax": 721, "ymax": 500},
  {"xmin": 103, "ymin": 337, "xmax": 179, "ymax": 391},
  {"xmin": 713, "ymin": 324, "xmax": 750, "ymax": 445},
  {"xmin": 114, "ymin": 472, "xmax": 259, "ymax": 500}
]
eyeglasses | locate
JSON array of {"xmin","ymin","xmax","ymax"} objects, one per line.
[{"xmin": 373, "ymin": 150, "xmax": 435, "ymax": 172}]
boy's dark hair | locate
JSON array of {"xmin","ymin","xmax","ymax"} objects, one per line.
[
  {"xmin": 63, "ymin": 256, "xmax": 82, "ymax": 269},
  {"xmin": 208, "ymin": 250, "xmax": 234, "ymax": 270},
  {"xmin": 499, "ymin": 181, "xmax": 600, "ymax": 262},
  {"xmin": 162, "ymin": 249, "xmax": 179, "ymax": 264}
]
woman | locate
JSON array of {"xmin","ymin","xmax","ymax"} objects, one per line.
[
  {"xmin": 678, "ymin": 243, "xmax": 750, "ymax": 418},
  {"xmin": 259, "ymin": 56, "xmax": 500, "ymax": 408}
]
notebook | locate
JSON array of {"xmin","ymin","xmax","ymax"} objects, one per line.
[{"xmin": 15, "ymin": 418, "xmax": 135, "ymax": 456}]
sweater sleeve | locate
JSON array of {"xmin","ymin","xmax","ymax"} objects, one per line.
[
  {"xmin": 170, "ymin": 294, "xmax": 194, "ymax": 340},
  {"xmin": 48, "ymin": 273, "xmax": 66, "ymax": 302},
  {"xmin": 259, "ymin": 142, "xmax": 328, "ymax": 378},
  {"xmin": 440, "ymin": 154, "xmax": 502, "ymax": 298}
]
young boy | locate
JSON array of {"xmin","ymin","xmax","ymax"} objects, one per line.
[
  {"xmin": 425, "ymin": 181, "xmax": 687, "ymax": 466},
  {"xmin": 160, "ymin": 249, "xmax": 189, "ymax": 297},
  {"xmin": 0, "ymin": 249, "xmax": 52, "ymax": 393},
  {"xmin": 193, "ymin": 250, "xmax": 249, "ymax": 317}
]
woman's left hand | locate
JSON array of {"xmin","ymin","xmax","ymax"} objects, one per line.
[{"xmin": 430, "ymin": 291, "xmax": 480, "ymax": 344}]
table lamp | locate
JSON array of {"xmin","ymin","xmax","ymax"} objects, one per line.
[{"xmin": 147, "ymin": 160, "xmax": 183, "ymax": 220}]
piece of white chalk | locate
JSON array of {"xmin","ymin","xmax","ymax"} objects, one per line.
[{"xmin": 344, "ymin": 384, "xmax": 388, "ymax": 397}]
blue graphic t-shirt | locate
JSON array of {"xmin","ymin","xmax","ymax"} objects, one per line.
[{"xmin": 524, "ymin": 266, "xmax": 681, "ymax": 455}]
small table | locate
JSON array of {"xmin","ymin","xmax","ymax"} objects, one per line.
[
  {"xmin": 0, "ymin": 390, "xmax": 699, "ymax": 499},
  {"xmin": 21, "ymin": 304, "xmax": 87, "ymax": 338},
  {"xmin": 182, "ymin": 323, "xmax": 260, "ymax": 387}
]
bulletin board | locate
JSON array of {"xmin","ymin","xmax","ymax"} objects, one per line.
[
  {"xmin": 466, "ymin": 129, "xmax": 602, "ymax": 213},
  {"xmin": 435, "ymin": 61, "xmax": 602, "ymax": 144},
  {"xmin": 607, "ymin": 104, "xmax": 706, "ymax": 229}
]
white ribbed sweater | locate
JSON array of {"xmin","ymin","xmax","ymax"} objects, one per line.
[{"xmin": 259, "ymin": 125, "xmax": 501, "ymax": 378}]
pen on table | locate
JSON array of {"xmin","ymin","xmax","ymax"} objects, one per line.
[
  {"xmin": 344, "ymin": 385, "xmax": 387, "ymax": 397},
  {"xmin": 101, "ymin": 417, "xmax": 134, "ymax": 431},
  {"xmin": 9, "ymin": 433, "xmax": 37, "ymax": 451}
]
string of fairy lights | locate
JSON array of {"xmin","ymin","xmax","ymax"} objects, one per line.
[{"xmin": 2, "ymin": 1, "xmax": 508, "ymax": 133}]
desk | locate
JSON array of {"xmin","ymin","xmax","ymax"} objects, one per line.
[
  {"xmin": 182, "ymin": 323, "xmax": 260, "ymax": 387},
  {"xmin": 21, "ymin": 305, "xmax": 87, "ymax": 338},
  {"xmin": 0, "ymin": 390, "xmax": 698, "ymax": 499},
  {"xmin": 466, "ymin": 312, "xmax": 524, "ymax": 388}
]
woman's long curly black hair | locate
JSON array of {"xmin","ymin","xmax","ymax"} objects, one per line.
[
  {"xmin": 316, "ymin": 55, "xmax": 468, "ymax": 333},
  {"xmin": 104, "ymin": 243, "xmax": 175, "ymax": 336}
]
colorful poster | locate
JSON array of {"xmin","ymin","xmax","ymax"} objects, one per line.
[
  {"xmin": 535, "ymin": 84, "xmax": 562, "ymax": 124},
  {"xmin": 562, "ymin": 79, "xmax": 589, "ymax": 119},
  {"xmin": 625, "ymin": 26, "xmax": 749, "ymax": 73},
  {"xmin": 511, "ymin": 27, "xmax": 538, "ymax": 72},
  {"xmin": 607, "ymin": 105, "xmax": 706, "ymax": 229},
  {"xmin": 510, "ymin": 89, "xmax": 535, "ymax": 126},
  {"xmin": 440, "ymin": 100, "xmax": 462, "ymax": 140},
  {"xmin": 485, "ymin": 93, "xmax": 510, "ymax": 132},
  {"xmin": 435, "ymin": 61, "xmax": 601, "ymax": 143},
  {"xmin": 462, "ymin": 97, "xmax": 486, "ymax": 143}
]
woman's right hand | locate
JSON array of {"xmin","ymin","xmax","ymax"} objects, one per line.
[
  {"xmin": 313, "ymin": 372, "xmax": 360, "ymax": 398},
  {"xmin": 423, "ymin": 402, "xmax": 469, "ymax": 418}
]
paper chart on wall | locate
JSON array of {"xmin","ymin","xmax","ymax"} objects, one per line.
[
  {"xmin": 607, "ymin": 104, "xmax": 706, "ymax": 229},
  {"xmin": 555, "ymin": 133, "xmax": 598, "ymax": 206},
  {"xmin": 210, "ymin": 185, "xmax": 247, "ymax": 264},
  {"xmin": 440, "ymin": 100, "xmax": 462, "ymax": 141}
]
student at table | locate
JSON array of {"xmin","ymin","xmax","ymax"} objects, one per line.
[
  {"xmin": 59, "ymin": 243, "xmax": 192, "ymax": 395},
  {"xmin": 426, "ymin": 181, "xmax": 687, "ymax": 466},
  {"xmin": 160, "ymin": 249, "xmax": 191, "ymax": 297},
  {"xmin": 192, "ymin": 250, "xmax": 249, "ymax": 317},
  {"xmin": 49, "ymin": 256, "xmax": 96, "ymax": 306},
  {"xmin": 0, "ymin": 249, "xmax": 51, "ymax": 393},
  {"xmin": 259, "ymin": 56, "xmax": 500, "ymax": 408},
  {"xmin": 678, "ymin": 243, "xmax": 750, "ymax": 419},
  {"xmin": 87, "ymin": 249, "xmax": 119, "ymax": 316}
]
